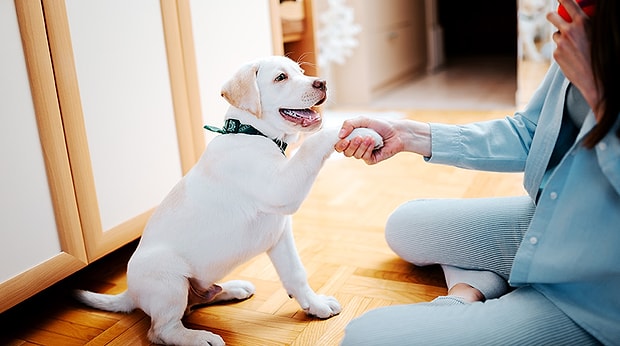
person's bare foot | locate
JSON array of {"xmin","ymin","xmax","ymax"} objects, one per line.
[{"xmin": 448, "ymin": 283, "xmax": 485, "ymax": 302}]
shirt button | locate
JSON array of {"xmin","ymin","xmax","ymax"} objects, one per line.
[
  {"xmin": 598, "ymin": 142, "xmax": 607, "ymax": 151},
  {"xmin": 529, "ymin": 237, "xmax": 538, "ymax": 245},
  {"xmin": 549, "ymin": 191, "xmax": 558, "ymax": 200}
]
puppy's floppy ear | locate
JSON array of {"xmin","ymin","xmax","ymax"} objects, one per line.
[{"xmin": 221, "ymin": 62, "xmax": 262, "ymax": 118}]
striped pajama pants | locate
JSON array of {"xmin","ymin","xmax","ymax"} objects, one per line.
[{"xmin": 341, "ymin": 196, "xmax": 601, "ymax": 345}]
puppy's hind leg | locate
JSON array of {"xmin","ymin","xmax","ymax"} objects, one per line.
[
  {"xmin": 213, "ymin": 280, "xmax": 255, "ymax": 303},
  {"xmin": 130, "ymin": 255, "xmax": 225, "ymax": 346},
  {"xmin": 187, "ymin": 278, "xmax": 255, "ymax": 313},
  {"xmin": 141, "ymin": 276, "xmax": 225, "ymax": 346}
]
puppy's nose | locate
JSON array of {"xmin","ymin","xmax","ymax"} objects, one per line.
[{"xmin": 313, "ymin": 79, "xmax": 327, "ymax": 91}]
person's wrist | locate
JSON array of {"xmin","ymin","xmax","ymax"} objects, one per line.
[{"xmin": 400, "ymin": 121, "xmax": 431, "ymax": 156}]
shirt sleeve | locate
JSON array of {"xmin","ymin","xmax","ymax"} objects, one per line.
[
  {"xmin": 427, "ymin": 116, "xmax": 534, "ymax": 172},
  {"xmin": 426, "ymin": 64, "xmax": 563, "ymax": 173}
]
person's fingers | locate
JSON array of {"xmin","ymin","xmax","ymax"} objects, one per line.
[
  {"xmin": 338, "ymin": 124, "xmax": 354, "ymax": 139},
  {"xmin": 353, "ymin": 137, "xmax": 375, "ymax": 160},
  {"xmin": 547, "ymin": 11, "xmax": 564, "ymax": 30},
  {"xmin": 559, "ymin": 0, "xmax": 583, "ymax": 19},
  {"xmin": 342, "ymin": 136, "xmax": 363, "ymax": 157},
  {"xmin": 338, "ymin": 116, "xmax": 379, "ymax": 139},
  {"xmin": 359, "ymin": 137, "xmax": 379, "ymax": 163},
  {"xmin": 334, "ymin": 139, "xmax": 349, "ymax": 153}
]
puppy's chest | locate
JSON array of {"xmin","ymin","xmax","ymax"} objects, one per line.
[
  {"xmin": 250, "ymin": 212, "xmax": 287, "ymax": 238},
  {"xmin": 199, "ymin": 142, "xmax": 288, "ymax": 191},
  {"xmin": 222, "ymin": 211, "xmax": 288, "ymax": 254}
]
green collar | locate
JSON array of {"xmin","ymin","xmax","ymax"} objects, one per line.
[{"xmin": 204, "ymin": 119, "xmax": 288, "ymax": 155}]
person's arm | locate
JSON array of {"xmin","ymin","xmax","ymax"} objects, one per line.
[
  {"xmin": 335, "ymin": 59, "xmax": 568, "ymax": 169},
  {"xmin": 336, "ymin": 112, "xmax": 542, "ymax": 171},
  {"xmin": 335, "ymin": 117, "xmax": 431, "ymax": 165}
]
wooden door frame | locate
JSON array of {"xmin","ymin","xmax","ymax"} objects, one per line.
[
  {"xmin": 41, "ymin": 0, "xmax": 204, "ymax": 262},
  {"xmin": 1, "ymin": 0, "xmax": 87, "ymax": 313}
]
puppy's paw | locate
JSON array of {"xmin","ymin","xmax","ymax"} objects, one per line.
[
  {"xmin": 149, "ymin": 328, "xmax": 224, "ymax": 346},
  {"xmin": 304, "ymin": 294, "xmax": 342, "ymax": 319},
  {"xmin": 195, "ymin": 330, "xmax": 225, "ymax": 346},
  {"xmin": 346, "ymin": 128, "xmax": 384, "ymax": 149},
  {"xmin": 220, "ymin": 280, "xmax": 255, "ymax": 301}
]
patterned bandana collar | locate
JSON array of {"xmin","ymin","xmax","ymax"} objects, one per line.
[{"xmin": 204, "ymin": 119, "xmax": 288, "ymax": 155}]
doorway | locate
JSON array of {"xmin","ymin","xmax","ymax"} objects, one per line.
[{"xmin": 371, "ymin": 0, "xmax": 520, "ymax": 110}]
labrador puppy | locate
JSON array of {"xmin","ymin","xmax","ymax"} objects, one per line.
[{"xmin": 75, "ymin": 56, "xmax": 382, "ymax": 346}]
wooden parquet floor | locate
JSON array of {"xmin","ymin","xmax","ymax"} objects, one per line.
[{"xmin": 0, "ymin": 110, "xmax": 526, "ymax": 346}]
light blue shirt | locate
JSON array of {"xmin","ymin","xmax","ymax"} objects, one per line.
[{"xmin": 428, "ymin": 63, "xmax": 620, "ymax": 345}]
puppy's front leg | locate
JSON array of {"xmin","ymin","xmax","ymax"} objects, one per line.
[
  {"xmin": 260, "ymin": 129, "xmax": 339, "ymax": 214},
  {"xmin": 288, "ymin": 127, "xmax": 382, "ymax": 178},
  {"xmin": 268, "ymin": 128, "xmax": 381, "ymax": 214},
  {"xmin": 268, "ymin": 216, "xmax": 341, "ymax": 318}
]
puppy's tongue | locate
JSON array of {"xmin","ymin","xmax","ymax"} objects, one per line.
[{"xmin": 280, "ymin": 108, "xmax": 321, "ymax": 127}]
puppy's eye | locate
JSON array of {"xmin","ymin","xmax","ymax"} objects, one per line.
[{"xmin": 275, "ymin": 73, "xmax": 287, "ymax": 82}]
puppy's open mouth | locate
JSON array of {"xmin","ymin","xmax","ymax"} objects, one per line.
[
  {"xmin": 280, "ymin": 92, "xmax": 326, "ymax": 127},
  {"xmin": 280, "ymin": 93, "xmax": 327, "ymax": 127},
  {"xmin": 279, "ymin": 107, "xmax": 322, "ymax": 127}
]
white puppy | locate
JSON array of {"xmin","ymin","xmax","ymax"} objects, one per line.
[{"xmin": 75, "ymin": 56, "xmax": 382, "ymax": 346}]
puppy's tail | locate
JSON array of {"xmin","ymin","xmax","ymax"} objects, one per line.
[{"xmin": 74, "ymin": 289, "xmax": 135, "ymax": 313}]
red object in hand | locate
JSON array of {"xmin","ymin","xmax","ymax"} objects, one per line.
[{"xmin": 558, "ymin": 0, "xmax": 596, "ymax": 22}]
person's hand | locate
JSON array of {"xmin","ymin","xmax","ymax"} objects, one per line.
[
  {"xmin": 335, "ymin": 117, "xmax": 404, "ymax": 165},
  {"xmin": 547, "ymin": 0, "xmax": 602, "ymax": 114}
]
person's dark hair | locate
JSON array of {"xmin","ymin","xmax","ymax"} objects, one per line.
[{"xmin": 584, "ymin": 0, "xmax": 620, "ymax": 148}]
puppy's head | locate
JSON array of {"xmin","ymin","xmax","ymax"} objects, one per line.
[{"xmin": 221, "ymin": 56, "xmax": 327, "ymax": 136}]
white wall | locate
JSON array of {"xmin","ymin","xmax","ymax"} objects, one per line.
[{"xmin": 189, "ymin": 0, "xmax": 275, "ymax": 142}]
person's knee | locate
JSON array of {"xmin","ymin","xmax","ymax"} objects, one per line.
[
  {"xmin": 341, "ymin": 308, "xmax": 387, "ymax": 345},
  {"xmin": 385, "ymin": 199, "xmax": 436, "ymax": 265},
  {"xmin": 385, "ymin": 201, "xmax": 412, "ymax": 257},
  {"xmin": 342, "ymin": 303, "xmax": 453, "ymax": 345},
  {"xmin": 341, "ymin": 318, "xmax": 368, "ymax": 345}
]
